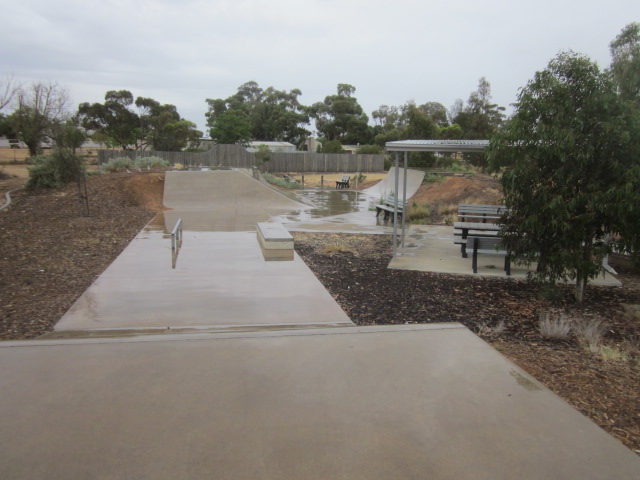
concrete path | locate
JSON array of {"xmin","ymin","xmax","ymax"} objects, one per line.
[
  {"xmin": 53, "ymin": 230, "xmax": 352, "ymax": 333},
  {"xmin": 1, "ymin": 325, "xmax": 638, "ymax": 479},
  {"xmin": 390, "ymin": 225, "xmax": 622, "ymax": 285}
]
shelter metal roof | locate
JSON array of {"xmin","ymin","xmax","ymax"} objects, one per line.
[{"xmin": 385, "ymin": 139, "xmax": 489, "ymax": 152}]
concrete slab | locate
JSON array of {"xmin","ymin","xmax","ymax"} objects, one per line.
[
  {"xmin": 1, "ymin": 325, "xmax": 638, "ymax": 479},
  {"xmin": 54, "ymin": 230, "xmax": 352, "ymax": 332},
  {"xmin": 390, "ymin": 225, "xmax": 622, "ymax": 286},
  {"xmin": 163, "ymin": 170, "xmax": 308, "ymax": 231}
]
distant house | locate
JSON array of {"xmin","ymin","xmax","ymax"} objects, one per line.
[
  {"xmin": 245, "ymin": 141, "xmax": 296, "ymax": 153},
  {"xmin": 304, "ymin": 137, "xmax": 321, "ymax": 153},
  {"xmin": 342, "ymin": 145, "xmax": 360, "ymax": 154}
]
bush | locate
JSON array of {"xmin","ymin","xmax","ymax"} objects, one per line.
[
  {"xmin": 100, "ymin": 156, "xmax": 170, "ymax": 173},
  {"xmin": 423, "ymin": 174, "xmax": 446, "ymax": 184},
  {"xmin": 27, "ymin": 151, "xmax": 84, "ymax": 189},
  {"xmin": 318, "ymin": 140, "xmax": 345, "ymax": 154},
  {"xmin": 263, "ymin": 173, "xmax": 302, "ymax": 189},
  {"xmin": 356, "ymin": 144, "xmax": 383, "ymax": 154}
]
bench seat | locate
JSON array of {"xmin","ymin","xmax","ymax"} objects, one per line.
[
  {"xmin": 375, "ymin": 194, "xmax": 406, "ymax": 221},
  {"xmin": 336, "ymin": 175, "xmax": 350, "ymax": 189}
]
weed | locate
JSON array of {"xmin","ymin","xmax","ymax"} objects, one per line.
[
  {"xmin": 444, "ymin": 214, "xmax": 455, "ymax": 226},
  {"xmin": 538, "ymin": 311, "xmax": 572, "ymax": 339}
]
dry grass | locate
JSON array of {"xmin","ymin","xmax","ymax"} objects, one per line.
[
  {"xmin": 538, "ymin": 312, "xmax": 572, "ymax": 339},
  {"xmin": 574, "ymin": 318, "xmax": 605, "ymax": 353},
  {"xmin": 476, "ymin": 319, "xmax": 506, "ymax": 337}
]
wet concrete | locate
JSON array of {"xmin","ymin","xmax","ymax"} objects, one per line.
[
  {"xmin": 2, "ymin": 325, "xmax": 639, "ymax": 479},
  {"xmin": 163, "ymin": 169, "xmax": 308, "ymax": 231},
  {"xmin": 389, "ymin": 225, "xmax": 622, "ymax": 285},
  {"xmin": 54, "ymin": 231, "xmax": 353, "ymax": 332}
]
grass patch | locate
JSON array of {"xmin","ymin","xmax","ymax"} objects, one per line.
[
  {"xmin": 406, "ymin": 202, "xmax": 432, "ymax": 224},
  {"xmin": 423, "ymin": 173, "xmax": 447, "ymax": 184}
]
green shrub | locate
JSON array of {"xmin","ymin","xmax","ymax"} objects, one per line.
[
  {"xmin": 423, "ymin": 174, "xmax": 446, "ymax": 183},
  {"xmin": 100, "ymin": 156, "xmax": 170, "ymax": 173},
  {"xmin": 356, "ymin": 144, "xmax": 383, "ymax": 154},
  {"xmin": 27, "ymin": 151, "xmax": 84, "ymax": 189},
  {"xmin": 263, "ymin": 173, "xmax": 302, "ymax": 189}
]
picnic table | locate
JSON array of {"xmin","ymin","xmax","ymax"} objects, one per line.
[{"xmin": 453, "ymin": 221, "xmax": 501, "ymax": 258}]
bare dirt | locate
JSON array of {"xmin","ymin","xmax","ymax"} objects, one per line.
[{"xmin": 1, "ymin": 169, "xmax": 638, "ymax": 455}]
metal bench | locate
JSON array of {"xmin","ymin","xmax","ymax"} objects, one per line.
[
  {"xmin": 375, "ymin": 194, "xmax": 406, "ymax": 221},
  {"xmin": 336, "ymin": 175, "xmax": 350, "ymax": 189},
  {"xmin": 467, "ymin": 236, "xmax": 511, "ymax": 275}
]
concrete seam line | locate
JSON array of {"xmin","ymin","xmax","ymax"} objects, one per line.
[{"xmin": 0, "ymin": 186, "xmax": 24, "ymax": 211}]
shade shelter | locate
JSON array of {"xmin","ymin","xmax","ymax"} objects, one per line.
[{"xmin": 384, "ymin": 140, "xmax": 490, "ymax": 256}]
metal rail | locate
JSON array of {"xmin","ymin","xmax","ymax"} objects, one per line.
[{"xmin": 171, "ymin": 218, "xmax": 183, "ymax": 268}]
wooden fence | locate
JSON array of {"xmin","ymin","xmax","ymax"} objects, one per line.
[{"xmin": 98, "ymin": 145, "xmax": 384, "ymax": 173}]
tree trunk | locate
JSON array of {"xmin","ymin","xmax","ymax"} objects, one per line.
[
  {"xmin": 574, "ymin": 240, "xmax": 593, "ymax": 303},
  {"xmin": 27, "ymin": 141, "xmax": 38, "ymax": 157}
]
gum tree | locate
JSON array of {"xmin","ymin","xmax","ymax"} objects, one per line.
[{"xmin": 487, "ymin": 51, "xmax": 640, "ymax": 302}]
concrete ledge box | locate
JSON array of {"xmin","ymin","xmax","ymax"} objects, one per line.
[{"xmin": 257, "ymin": 222, "xmax": 294, "ymax": 261}]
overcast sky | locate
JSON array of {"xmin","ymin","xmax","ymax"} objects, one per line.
[{"xmin": 2, "ymin": 0, "xmax": 639, "ymax": 135}]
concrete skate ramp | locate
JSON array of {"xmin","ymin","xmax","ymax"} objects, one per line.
[
  {"xmin": 2, "ymin": 325, "xmax": 639, "ymax": 479},
  {"xmin": 163, "ymin": 170, "xmax": 307, "ymax": 231},
  {"xmin": 362, "ymin": 168, "xmax": 425, "ymax": 200}
]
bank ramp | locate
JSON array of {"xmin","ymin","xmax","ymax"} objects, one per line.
[{"xmin": 162, "ymin": 169, "xmax": 307, "ymax": 231}]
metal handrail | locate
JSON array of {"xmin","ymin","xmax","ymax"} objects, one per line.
[{"xmin": 171, "ymin": 218, "xmax": 183, "ymax": 268}]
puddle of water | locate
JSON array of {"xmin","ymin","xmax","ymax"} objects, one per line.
[{"xmin": 277, "ymin": 189, "xmax": 377, "ymax": 222}]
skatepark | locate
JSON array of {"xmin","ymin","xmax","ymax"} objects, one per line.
[{"xmin": 1, "ymin": 168, "xmax": 638, "ymax": 479}]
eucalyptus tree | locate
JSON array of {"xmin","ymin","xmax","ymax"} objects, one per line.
[
  {"xmin": 308, "ymin": 83, "xmax": 371, "ymax": 145},
  {"xmin": 205, "ymin": 81, "xmax": 309, "ymax": 145},
  {"xmin": 79, "ymin": 91, "xmax": 200, "ymax": 150},
  {"xmin": 487, "ymin": 52, "xmax": 640, "ymax": 302},
  {"xmin": 610, "ymin": 22, "xmax": 640, "ymax": 105}
]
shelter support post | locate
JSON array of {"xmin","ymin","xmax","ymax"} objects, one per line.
[{"xmin": 393, "ymin": 153, "xmax": 400, "ymax": 257}]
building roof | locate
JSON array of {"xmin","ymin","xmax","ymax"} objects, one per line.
[{"xmin": 385, "ymin": 139, "xmax": 489, "ymax": 152}]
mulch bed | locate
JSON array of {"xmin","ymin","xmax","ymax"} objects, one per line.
[
  {"xmin": 0, "ymin": 172, "xmax": 156, "ymax": 339},
  {"xmin": 293, "ymin": 232, "xmax": 640, "ymax": 455}
]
